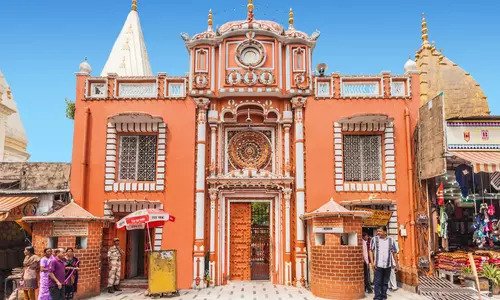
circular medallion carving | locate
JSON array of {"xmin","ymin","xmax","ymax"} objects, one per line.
[
  {"xmin": 228, "ymin": 131, "xmax": 272, "ymax": 170},
  {"xmin": 259, "ymin": 71, "xmax": 274, "ymax": 85},
  {"xmin": 227, "ymin": 71, "xmax": 242, "ymax": 85},
  {"xmin": 243, "ymin": 71, "xmax": 258, "ymax": 85},
  {"xmin": 194, "ymin": 74, "xmax": 209, "ymax": 88},
  {"xmin": 236, "ymin": 40, "xmax": 266, "ymax": 68}
]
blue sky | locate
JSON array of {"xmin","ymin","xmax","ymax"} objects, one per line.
[{"xmin": 1, "ymin": 0, "xmax": 499, "ymax": 162}]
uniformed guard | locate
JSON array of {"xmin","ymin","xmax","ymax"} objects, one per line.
[{"xmin": 107, "ymin": 237, "xmax": 125, "ymax": 293}]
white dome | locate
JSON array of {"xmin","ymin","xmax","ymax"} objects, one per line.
[
  {"xmin": 404, "ymin": 58, "xmax": 417, "ymax": 73},
  {"xmin": 79, "ymin": 58, "xmax": 92, "ymax": 74}
]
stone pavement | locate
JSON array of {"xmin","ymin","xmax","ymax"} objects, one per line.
[{"xmin": 89, "ymin": 281, "xmax": 427, "ymax": 300}]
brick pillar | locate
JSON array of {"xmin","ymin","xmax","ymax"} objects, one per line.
[{"xmin": 307, "ymin": 216, "xmax": 365, "ymax": 300}]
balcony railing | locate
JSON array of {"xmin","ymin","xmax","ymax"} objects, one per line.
[
  {"xmin": 314, "ymin": 73, "xmax": 412, "ymax": 99},
  {"xmin": 84, "ymin": 75, "xmax": 187, "ymax": 100}
]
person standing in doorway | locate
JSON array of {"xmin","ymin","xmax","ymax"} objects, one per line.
[
  {"xmin": 48, "ymin": 248, "xmax": 66, "ymax": 300},
  {"xmin": 38, "ymin": 248, "xmax": 53, "ymax": 300},
  {"xmin": 20, "ymin": 246, "xmax": 40, "ymax": 300},
  {"xmin": 107, "ymin": 237, "xmax": 124, "ymax": 293},
  {"xmin": 362, "ymin": 233, "xmax": 373, "ymax": 294},
  {"xmin": 369, "ymin": 227, "xmax": 398, "ymax": 300}
]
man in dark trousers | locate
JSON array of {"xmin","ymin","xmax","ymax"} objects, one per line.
[
  {"xmin": 369, "ymin": 227, "xmax": 398, "ymax": 300},
  {"xmin": 48, "ymin": 248, "xmax": 66, "ymax": 300},
  {"xmin": 362, "ymin": 233, "xmax": 373, "ymax": 294}
]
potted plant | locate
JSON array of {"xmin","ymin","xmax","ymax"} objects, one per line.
[
  {"xmin": 459, "ymin": 266, "xmax": 473, "ymax": 287},
  {"xmin": 481, "ymin": 263, "xmax": 500, "ymax": 297}
]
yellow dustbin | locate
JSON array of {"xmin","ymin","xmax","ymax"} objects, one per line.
[{"xmin": 148, "ymin": 250, "xmax": 177, "ymax": 295}]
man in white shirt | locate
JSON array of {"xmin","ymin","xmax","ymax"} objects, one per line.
[{"xmin": 369, "ymin": 227, "xmax": 398, "ymax": 300}]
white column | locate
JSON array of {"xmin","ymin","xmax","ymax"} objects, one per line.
[
  {"xmin": 283, "ymin": 124, "xmax": 291, "ymax": 177},
  {"xmin": 193, "ymin": 97, "xmax": 210, "ymax": 289},
  {"xmin": 208, "ymin": 188, "xmax": 217, "ymax": 286},
  {"xmin": 283, "ymin": 188, "xmax": 292, "ymax": 286},
  {"xmin": 291, "ymin": 96, "xmax": 307, "ymax": 287}
]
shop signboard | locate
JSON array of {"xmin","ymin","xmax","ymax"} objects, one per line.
[
  {"xmin": 352, "ymin": 207, "xmax": 392, "ymax": 227},
  {"xmin": 446, "ymin": 120, "xmax": 500, "ymax": 151}
]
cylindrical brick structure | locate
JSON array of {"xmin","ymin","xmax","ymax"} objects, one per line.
[
  {"xmin": 302, "ymin": 199, "xmax": 371, "ymax": 300},
  {"xmin": 23, "ymin": 202, "xmax": 106, "ymax": 299}
]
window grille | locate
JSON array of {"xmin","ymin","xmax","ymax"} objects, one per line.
[
  {"xmin": 343, "ymin": 135, "xmax": 382, "ymax": 181},
  {"xmin": 168, "ymin": 83, "xmax": 184, "ymax": 97},
  {"xmin": 119, "ymin": 135, "xmax": 157, "ymax": 181},
  {"xmin": 317, "ymin": 82, "xmax": 330, "ymax": 97}
]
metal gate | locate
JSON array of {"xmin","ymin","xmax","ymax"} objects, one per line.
[{"xmin": 251, "ymin": 203, "xmax": 270, "ymax": 280}]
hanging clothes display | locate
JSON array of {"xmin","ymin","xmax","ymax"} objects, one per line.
[{"xmin": 455, "ymin": 164, "xmax": 473, "ymax": 198}]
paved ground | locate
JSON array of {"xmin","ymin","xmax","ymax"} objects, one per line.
[{"xmin": 90, "ymin": 281, "xmax": 427, "ymax": 300}]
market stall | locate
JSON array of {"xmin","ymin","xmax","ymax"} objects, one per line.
[{"xmin": 433, "ymin": 158, "xmax": 500, "ymax": 291}]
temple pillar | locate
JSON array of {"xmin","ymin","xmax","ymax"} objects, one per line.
[
  {"xmin": 193, "ymin": 97, "xmax": 210, "ymax": 289},
  {"xmin": 283, "ymin": 187, "xmax": 293, "ymax": 285},
  {"xmin": 291, "ymin": 96, "xmax": 307, "ymax": 287},
  {"xmin": 208, "ymin": 188, "xmax": 217, "ymax": 286}
]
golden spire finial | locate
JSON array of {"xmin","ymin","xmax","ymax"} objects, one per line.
[
  {"xmin": 247, "ymin": 0, "xmax": 254, "ymax": 22},
  {"xmin": 208, "ymin": 9, "xmax": 213, "ymax": 30},
  {"xmin": 131, "ymin": 0, "xmax": 138, "ymax": 11},
  {"xmin": 288, "ymin": 8, "xmax": 294, "ymax": 29},
  {"xmin": 421, "ymin": 13, "xmax": 430, "ymax": 45}
]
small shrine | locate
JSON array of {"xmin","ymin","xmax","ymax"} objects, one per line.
[
  {"xmin": 302, "ymin": 198, "xmax": 371, "ymax": 300},
  {"xmin": 23, "ymin": 201, "xmax": 109, "ymax": 298}
]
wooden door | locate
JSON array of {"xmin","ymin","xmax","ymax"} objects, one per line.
[
  {"xmin": 230, "ymin": 203, "xmax": 251, "ymax": 280},
  {"xmin": 126, "ymin": 230, "xmax": 139, "ymax": 278}
]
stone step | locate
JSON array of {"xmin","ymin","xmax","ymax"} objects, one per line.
[{"xmin": 120, "ymin": 278, "xmax": 148, "ymax": 289}]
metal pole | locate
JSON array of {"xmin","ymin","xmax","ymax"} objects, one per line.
[{"xmin": 146, "ymin": 223, "xmax": 153, "ymax": 252}]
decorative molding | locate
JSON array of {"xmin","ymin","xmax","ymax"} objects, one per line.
[
  {"xmin": 104, "ymin": 120, "xmax": 166, "ymax": 192},
  {"xmin": 334, "ymin": 121, "xmax": 396, "ymax": 192},
  {"xmin": 118, "ymin": 83, "xmax": 157, "ymax": 98}
]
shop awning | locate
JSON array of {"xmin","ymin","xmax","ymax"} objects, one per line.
[
  {"xmin": 450, "ymin": 151, "xmax": 500, "ymax": 173},
  {"xmin": 0, "ymin": 196, "xmax": 37, "ymax": 221},
  {"xmin": 0, "ymin": 196, "xmax": 37, "ymax": 213}
]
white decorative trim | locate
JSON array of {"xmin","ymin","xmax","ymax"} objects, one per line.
[
  {"xmin": 292, "ymin": 47, "xmax": 306, "ymax": 72},
  {"xmin": 315, "ymin": 78, "xmax": 333, "ymax": 98},
  {"xmin": 334, "ymin": 121, "xmax": 396, "ymax": 192},
  {"xmin": 104, "ymin": 121, "xmax": 166, "ymax": 192},
  {"xmin": 195, "ymin": 48, "xmax": 209, "ymax": 73}
]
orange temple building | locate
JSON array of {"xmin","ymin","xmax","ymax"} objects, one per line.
[{"xmin": 69, "ymin": 0, "xmax": 424, "ymax": 295}]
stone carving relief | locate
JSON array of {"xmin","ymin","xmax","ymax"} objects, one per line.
[{"xmin": 228, "ymin": 131, "xmax": 272, "ymax": 170}]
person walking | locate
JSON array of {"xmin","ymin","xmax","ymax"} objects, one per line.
[
  {"xmin": 38, "ymin": 248, "xmax": 52, "ymax": 300},
  {"xmin": 107, "ymin": 237, "xmax": 124, "ymax": 293},
  {"xmin": 20, "ymin": 246, "xmax": 40, "ymax": 300},
  {"xmin": 362, "ymin": 233, "xmax": 373, "ymax": 294},
  {"xmin": 48, "ymin": 248, "xmax": 66, "ymax": 300},
  {"xmin": 369, "ymin": 227, "xmax": 398, "ymax": 300},
  {"xmin": 64, "ymin": 248, "xmax": 80, "ymax": 300}
]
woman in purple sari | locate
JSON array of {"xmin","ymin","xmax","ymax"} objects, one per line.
[
  {"xmin": 64, "ymin": 248, "xmax": 80, "ymax": 300},
  {"xmin": 38, "ymin": 248, "xmax": 52, "ymax": 300}
]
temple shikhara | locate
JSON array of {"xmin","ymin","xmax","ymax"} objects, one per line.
[{"xmin": 49, "ymin": 0, "xmax": 498, "ymax": 299}]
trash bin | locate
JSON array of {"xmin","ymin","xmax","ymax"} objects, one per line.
[{"xmin": 148, "ymin": 250, "xmax": 177, "ymax": 296}]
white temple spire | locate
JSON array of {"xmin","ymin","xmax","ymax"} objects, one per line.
[{"xmin": 100, "ymin": 1, "xmax": 152, "ymax": 77}]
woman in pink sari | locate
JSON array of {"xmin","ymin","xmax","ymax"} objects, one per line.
[{"xmin": 38, "ymin": 248, "xmax": 52, "ymax": 300}]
